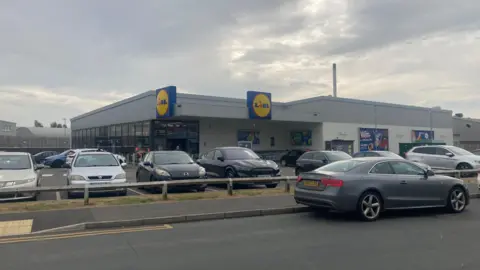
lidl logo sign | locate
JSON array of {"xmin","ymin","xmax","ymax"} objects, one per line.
[
  {"xmin": 247, "ymin": 91, "xmax": 272, "ymax": 119},
  {"xmin": 155, "ymin": 86, "xmax": 177, "ymax": 118}
]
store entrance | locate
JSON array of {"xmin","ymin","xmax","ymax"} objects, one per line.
[
  {"xmin": 167, "ymin": 139, "xmax": 187, "ymax": 151},
  {"xmin": 152, "ymin": 120, "xmax": 199, "ymax": 156}
]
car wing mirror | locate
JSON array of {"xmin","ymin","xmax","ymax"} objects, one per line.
[
  {"xmin": 35, "ymin": 164, "xmax": 45, "ymax": 171},
  {"xmin": 217, "ymin": 157, "xmax": 225, "ymax": 162},
  {"xmin": 121, "ymin": 163, "xmax": 127, "ymax": 168},
  {"xmin": 445, "ymin": 152, "xmax": 454, "ymax": 157},
  {"xmin": 63, "ymin": 164, "xmax": 71, "ymax": 169},
  {"xmin": 143, "ymin": 161, "xmax": 152, "ymax": 167}
]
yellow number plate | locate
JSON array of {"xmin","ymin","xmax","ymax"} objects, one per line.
[{"xmin": 303, "ymin": 180, "xmax": 319, "ymax": 187}]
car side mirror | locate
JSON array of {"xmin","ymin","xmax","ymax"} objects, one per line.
[
  {"xmin": 445, "ymin": 152, "xmax": 454, "ymax": 157},
  {"xmin": 323, "ymin": 159, "xmax": 328, "ymax": 164},
  {"xmin": 143, "ymin": 161, "xmax": 152, "ymax": 167},
  {"xmin": 217, "ymin": 156, "xmax": 225, "ymax": 162},
  {"xmin": 121, "ymin": 163, "xmax": 127, "ymax": 168},
  {"xmin": 63, "ymin": 164, "xmax": 71, "ymax": 169},
  {"xmin": 424, "ymin": 169, "xmax": 435, "ymax": 178},
  {"xmin": 35, "ymin": 164, "xmax": 45, "ymax": 171}
]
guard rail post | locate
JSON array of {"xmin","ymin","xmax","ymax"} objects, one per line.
[
  {"xmin": 227, "ymin": 178, "xmax": 233, "ymax": 196},
  {"xmin": 162, "ymin": 181, "xmax": 168, "ymax": 200},
  {"xmin": 84, "ymin": 185, "xmax": 89, "ymax": 205},
  {"xmin": 284, "ymin": 179, "xmax": 290, "ymax": 193}
]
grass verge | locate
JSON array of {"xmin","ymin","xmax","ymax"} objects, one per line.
[{"xmin": 0, "ymin": 188, "xmax": 294, "ymax": 213}]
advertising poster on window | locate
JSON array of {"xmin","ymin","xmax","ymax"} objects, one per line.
[
  {"xmin": 411, "ymin": 130, "xmax": 434, "ymax": 142},
  {"xmin": 237, "ymin": 130, "xmax": 260, "ymax": 145},
  {"xmin": 290, "ymin": 130, "xmax": 312, "ymax": 146},
  {"xmin": 359, "ymin": 128, "xmax": 389, "ymax": 151}
]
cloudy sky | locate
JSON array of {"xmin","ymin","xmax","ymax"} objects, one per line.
[{"xmin": 1, "ymin": 0, "xmax": 480, "ymax": 126}]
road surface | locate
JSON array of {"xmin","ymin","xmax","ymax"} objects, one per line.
[{"xmin": 1, "ymin": 207, "xmax": 480, "ymax": 270}]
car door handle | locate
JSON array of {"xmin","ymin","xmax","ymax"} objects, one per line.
[{"xmin": 400, "ymin": 180, "xmax": 407, "ymax": 184}]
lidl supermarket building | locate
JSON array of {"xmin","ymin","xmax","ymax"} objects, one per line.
[{"xmin": 70, "ymin": 86, "xmax": 454, "ymax": 157}]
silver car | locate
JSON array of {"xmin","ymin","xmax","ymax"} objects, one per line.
[
  {"xmin": 405, "ymin": 145, "xmax": 480, "ymax": 170},
  {"xmin": 65, "ymin": 152, "xmax": 127, "ymax": 198},
  {"xmin": 0, "ymin": 152, "xmax": 44, "ymax": 201},
  {"xmin": 294, "ymin": 157, "xmax": 469, "ymax": 221}
]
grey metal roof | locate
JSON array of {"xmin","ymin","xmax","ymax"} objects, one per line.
[
  {"xmin": 16, "ymin": 127, "xmax": 71, "ymax": 138},
  {"xmin": 71, "ymin": 90, "xmax": 452, "ymax": 122}
]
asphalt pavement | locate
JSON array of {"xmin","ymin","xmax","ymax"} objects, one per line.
[
  {"xmin": 36, "ymin": 166, "xmax": 296, "ymax": 201},
  {"xmin": 2, "ymin": 205, "xmax": 480, "ymax": 270}
]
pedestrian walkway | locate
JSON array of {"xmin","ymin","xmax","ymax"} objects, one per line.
[{"xmin": 0, "ymin": 195, "xmax": 298, "ymax": 233}]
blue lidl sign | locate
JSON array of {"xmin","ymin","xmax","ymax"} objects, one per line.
[
  {"xmin": 156, "ymin": 86, "xmax": 177, "ymax": 118},
  {"xmin": 246, "ymin": 91, "xmax": 272, "ymax": 120}
]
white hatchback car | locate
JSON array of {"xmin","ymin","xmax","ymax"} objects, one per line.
[
  {"xmin": 0, "ymin": 152, "xmax": 43, "ymax": 201},
  {"xmin": 65, "ymin": 151, "xmax": 127, "ymax": 198}
]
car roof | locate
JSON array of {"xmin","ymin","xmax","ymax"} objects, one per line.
[
  {"xmin": 215, "ymin": 147, "xmax": 250, "ymax": 150},
  {"xmin": 352, "ymin": 157, "xmax": 411, "ymax": 162},
  {"xmin": 151, "ymin": 151, "xmax": 187, "ymax": 154},
  {"xmin": 0, "ymin": 152, "xmax": 29, "ymax": 156},
  {"xmin": 77, "ymin": 151, "xmax": 113, "ymax": 156}
]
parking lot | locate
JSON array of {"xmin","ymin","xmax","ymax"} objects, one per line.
[{"xmin": 36, "ymin": 166, "xmax": 296, "ymax": 201}]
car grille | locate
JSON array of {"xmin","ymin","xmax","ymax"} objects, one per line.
[
  {"xmin": 251, "ymin": 168, "xmax": 274, "ymax": 175},
  {"xmin": 88, "ymin": 176, "xmax": 112, "ymax": 180}
]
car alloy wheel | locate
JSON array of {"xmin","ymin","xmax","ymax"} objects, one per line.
[
  {"xmin": 449, "ymin": 188, "xmax": 466, "ymax": 213},
  {"xmin": 359, "ymin": 193, "xmax": 381, "ymax": 221}
]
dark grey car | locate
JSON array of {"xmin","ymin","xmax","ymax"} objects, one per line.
[{"xmin": 294, "ymin": 157, "xmax": 469, "ymax": 221}]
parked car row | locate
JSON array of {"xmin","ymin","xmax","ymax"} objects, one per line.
[
  {"xmin": 42, "ymin": 148, "xmax": 126, "ymax": 168},
  {"xmin": 136, "ymin": 147, "xmax": 281, "ymax": 190}
]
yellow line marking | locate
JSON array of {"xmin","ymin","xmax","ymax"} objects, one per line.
[
  {"xmin": 0, "ymin": 224, "xmax": 173, "ymax": 245},
  {"xmin": 0, "ymin": 219, "xmax": 33, "ymax": 237}
]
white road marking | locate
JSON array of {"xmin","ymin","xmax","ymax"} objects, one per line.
[
  {"xmin": 127, "ymin": 188, "xmax": 145, "ymax": 195},
  {"xmin": 42, "ymin": 174, "xmax": 54, "ymax": 177},
  {"xmin": 62, "ymin": 174, "xmax": 67, "ymax": 176},
  {"xmin": 55, "ymin": 192, "xmax": 61, "ymax": 201}
]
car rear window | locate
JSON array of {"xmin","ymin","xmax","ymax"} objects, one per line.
[
  {"xmin": 325, "ymin": 151, "xmax": 352, "ymax": 161},
  {"xmin": 314, "ymin": 160, "xmax": 365, "ymax": 172}
]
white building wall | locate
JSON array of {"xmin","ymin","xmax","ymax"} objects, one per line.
[
  {"xmin": 199, "ymin": 118, "xmax": 322, "ymax": 154},
  {"xmin": 322, "ymin": 122, "xmax": 453, "ymax": 154}
]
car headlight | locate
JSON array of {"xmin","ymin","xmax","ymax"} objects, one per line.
[
  {"xmin": 14, "ymin": 178, "xmax": 36, "ymax": 185},
  {"xmin": 114, "ymin": 173, "xmax": 126, "ymax": 179},
  {"xmin": 68, "ymin": 175, "xmax": 85, "ymax": 180},
  {"xmin": 198, "ymin": 167, "xmax": 206, "ymax": 176},
  {"xmin": 155, "ymin": 169, "xmax": 171, "ymax": 176},
  {"xmin": 0, "ymin": 178, "xmax": 36, "ymax": 187}
]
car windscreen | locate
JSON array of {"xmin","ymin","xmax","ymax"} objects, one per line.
[
  {"xmin": 73, "ymin": 154, "xmax": 119, "ymax": 167},
  {"xmin": 0, "ymin": 155, "xmax": 32, "ymax": 170},
  {"xmin": 446, "ymin": 146, "xmax": 474, "ymax": 156},
  {"xmin": 378, "ymin": 151, "xmax": 403, "ymax": 159},
  {"xmin": 154, "ymin": 152, "xmax": 194, "ymax": 165},
  {"xmin": 223, "ymin": 149, "xmax": 260, "ymax": 160},
  {"xmin": 325, "ymin": 151, "xmax": 352, "ymax": 162},
  {"xmin": 314, "ymin": 160, "xmax": 365, "ymax": 173}
]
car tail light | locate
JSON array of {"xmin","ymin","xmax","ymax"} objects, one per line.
[
  {"xmin": 320, "ymin": 178, "xmax": 344, "ymax": 187},
  {"xmin": 296, "ymin": 176, "xmax": 302, "ymax": 183}
]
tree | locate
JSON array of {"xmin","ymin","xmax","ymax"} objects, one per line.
[
  {"xmin": 62, "ymin": 124, "xmax": 68, "ymax": 128},
  {"xmin": 34, "ymin": 120, "xmax": 43, "ymax": 127},
  {"xmin": 50, "ymin": 122, "xmax": 62, "ymax": 128}
]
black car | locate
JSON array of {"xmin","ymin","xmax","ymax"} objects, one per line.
[
  {"xmin": 136, "ymin": 151, "xmax": 207, "ymax": 192},
  {"xmin": 295, "ymin": 150, "xmax": 352, "ymax": 175},
  {"xmin": 33, "ymin": 151, "xmax": 58, "ymax": 164},
  {"xmin": 197, "ymin": 147, "xmax": 280, "ymax": 188},
  {"xmin": 352, "ymin": 151, "xmax": 403, "ymax": 159},
  {"xmin": 279, "ymin": 149, "xmax": 307, "ymax": 167}
]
